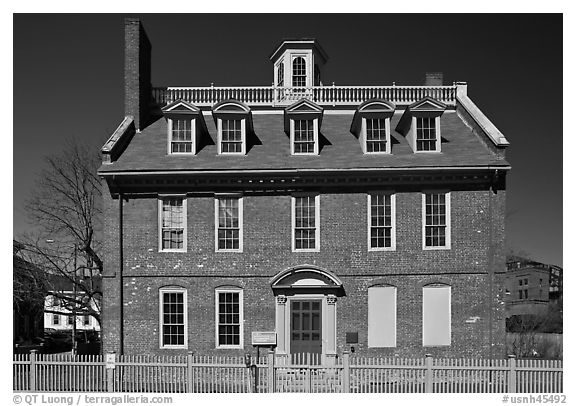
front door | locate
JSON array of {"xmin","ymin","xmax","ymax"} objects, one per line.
[{"xmin": 290, "ymin": 300, "xmax": 322, "ymax": 358}]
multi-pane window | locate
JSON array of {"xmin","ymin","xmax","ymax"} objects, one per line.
[
  {"xmin": 220, "ymin": 119, "xmax": 243, "ymax": 153},
  {"xmin": 160, "ymin": 289, "xmax": 186, "ymax": 348},
  {"xmin": 293, "ymin": 195, "xmax": 318, "ymax": 251},
  {"xmin": 170, "ymin": 119, "xmax": 193, "ymax": 153},
  {"xmin": 216, "ymin": 289, "xmax": 243, "ymax": 348},
  {"xmin": 293, "ymin": 119, "xmax": 315, "ymax": 154},
  {"xmin": 216, "ymin": 197, "xmax": 242, "ymax": 251},
  {"xmin": 83, "ymin": 315, "xmax": 90, "ymax": 326},
  {"xmin": 369, "ymin": 194, "xmax": 395, "ymax": 250},
  {"xmin": 160, "ymin": 197, "xmax": 186, "ymax": 251},
  {"xmin": 53, "ymin": 314, "xmax": 60, "ymax": 325},
  {"xmin": 416, "ymin": 117, "xmax": 437, "ymax": 151},
  {"xmin": 366, "ymin": 118, "xmax": 388, "ymax": 153},
  {"xmin": 277, "ymin": 62, "xmax": 284, "ymax": 87},
  {"xmin": 423, "ymin": 284, "xmax": 451, "ymax": 346},
  {"xmin": 67, "ymin": 315, "xmax": 74, "ymax": 325},
  {"xmin": 292, "ymin": 57, "xmax": 306, "ymax": 88},
  {"xmin": 423, "ymin": 193, "xmax": 450, "ymax": 249}
]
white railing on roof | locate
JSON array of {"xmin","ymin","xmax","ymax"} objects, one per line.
[{"xmin": 152, "ymin": 84, "xmax": 457, "ymax": 107}]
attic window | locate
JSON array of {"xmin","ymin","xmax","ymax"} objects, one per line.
[
  {"xmin": 219, "ymin": 119, "xmax": 244, "ymax": 154},
  {"xmin": 351, "ymin": 99, "xmax": 395, "ymax": 154},
  {"xmin": 365, "ymin": 118, "xmax": 389, "ymax": 153},
  {"xmin": 416, "ymin": 117, "xmax": 437, "ymax": 151},
  {"xmin": 212, "ymin": 100, "xmax": 252, "ymax": 155},
  {"xmin": 284, "ymin": 99, "xmax": 323, "ymax": 156},
  {"xmin": 161, "ymin": 100, "xmax": 205, "ymax": 156},
  {"xmin": 395, "ymin": 97, "xmax": 446, "ymax": 154},
  {"xmin": 169, "ymin": 118, "xmax": 194, "ymax": 153},
  {"xmin": 293, "ymin": 119, "xmax": 316, "ymax": 154}
]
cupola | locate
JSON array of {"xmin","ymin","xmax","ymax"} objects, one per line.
[{"xmin": 269, "ymin": 39, "xmax": 329, "ymax": 89}]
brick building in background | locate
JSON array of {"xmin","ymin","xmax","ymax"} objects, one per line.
[{"xmin": 99, "ymin": 18, "xmax": 510, "ymax": 361}]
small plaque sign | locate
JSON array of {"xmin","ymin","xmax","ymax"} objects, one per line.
[
  {"xmin": 105, "ymin": 353, "xmax": 116, "ymax": 369},
  {"xmin": 251, "ymin": 331, "xmax": 277, "ymax": 346}
]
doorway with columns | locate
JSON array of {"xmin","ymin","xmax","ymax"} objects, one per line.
[{"xmin": 270, "ymin": 265, "xmax": 344, "ymax": 364}]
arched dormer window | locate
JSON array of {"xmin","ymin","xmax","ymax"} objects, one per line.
[
  {"xmin": 351, "ymin": 99, "xmax": 396, "ymax": 154},
  {"xmin": 292, "ymin": 57, "xmax": 306, "ymax": 88},
  {"xmin": 212, "ymin": 100, "xmax": 253, "ymax": 155}
]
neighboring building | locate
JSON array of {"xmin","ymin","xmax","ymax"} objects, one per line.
[
  {"xmin": 99, "ymin": 19, "xmax": 510, "ymax": 360},
  {"xmin": 505, "ymin": 260, "xmax": 563, "ymax": 318},
  {"xmin": 44, "ymin": 290, "xmax": 101, "ymax": 332},
  {"xmin": 13, "ymin": 241, "xmax": 45, "ymax": 344}
]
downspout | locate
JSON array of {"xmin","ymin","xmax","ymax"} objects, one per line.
[
  {"xmin": 118, "ymin": 192, "xmax": 124, "ymax": 356},
  {"xmin": 487, "ymin": 170, "xmax": 498, "ymax": 359}
]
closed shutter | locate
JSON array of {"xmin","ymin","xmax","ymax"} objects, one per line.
[
  {"xmin": 423, "ymin": 285, "xmax": 451, "ymax": 346},
  {"xmin": 368, "ymin": 286, "xmax": 396, "ymax": 347}
]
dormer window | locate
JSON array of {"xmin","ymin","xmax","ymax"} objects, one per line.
[
  {"xmin": 161, "ymin": 100, "xmax": 207, "ymax": 155},
  {"xmin": 212, "ymin": 100, "xmax": 252, "ymax": 155},
  {"xmin": 293, "ymin": 119, "xmax": 316, "ymax": 154},
  {"xmin": 284, "ymin": 99, "xmax": 323, "ymax": 156},
  {"xmin": 351, "ymin": 99, "xmax": 395, "ymax": 154},
  {"xmin": 395, "ymin": 97, "xmax": 446, "ymax": 153},
  {"xmin": 220, "ymin": 119, "xmax": 244, "ymax": 153},
  {"xmin": 416, "ymin": 117, "xmax": 437, "ymax": 151},
  {"xmin": 170, "ymin": 118, "xmax": 193, "ymax": 153}
]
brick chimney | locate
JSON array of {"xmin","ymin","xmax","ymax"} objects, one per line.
[
  {"xmin": 124, "ymin": 18, "xmax": 152, "ymax": 131},
  {"xmin": 424, "ymin": 72, "xmax": 443, "ymax": 86}
]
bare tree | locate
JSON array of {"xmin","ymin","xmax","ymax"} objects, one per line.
[{"xmin": 22, "ymin": 138, "xmax": 103, "ymax": 327}]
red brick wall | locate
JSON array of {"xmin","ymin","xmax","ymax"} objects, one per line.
[
  {"xmin": 102, "ymin": 188, "xmax": 507, "ymax": 357},
  {"xmin": 124, "ymin": 18, "xmax": 151, "ymax": 131}
]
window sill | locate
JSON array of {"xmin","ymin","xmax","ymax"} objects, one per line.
[{"xmin": 422, "ymin": 245, "xmax": 451, "ymax": 251}]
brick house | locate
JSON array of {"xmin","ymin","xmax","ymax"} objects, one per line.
[{"xmin": 99, "ymin": 18, "xmax": 510, "ymax": 361}]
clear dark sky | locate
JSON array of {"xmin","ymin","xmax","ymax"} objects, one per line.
[{"xmin": 13, "ymin": 13, "xmax": 563, "ymax": 267}]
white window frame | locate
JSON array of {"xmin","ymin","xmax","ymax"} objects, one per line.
[
  {"xmin": 412, "ymin": 116, "xmax": 441, "ymax": 153},
  {"xmin": 83, "ymin": 315, "xmax": 91, "ymax": 326},
  {"xmin": 291, "ymin": 194, "xmax": 320, "ymax": 252},
  {"xmin": 291, "ymin": 55, "xmax": 308, "ymax": 88},
  {"xmin": 159, "ymin": 287, "xmax": 188, "ymax": 349},
  {"xmin": 422, "ymin": 192, "xmax": 451, "ymax": 250},
  {"xmin": 217, "ymin": 118, "xmax": 246, "ymax": 155},
  {"xmin": 158, "ymin": 195, "xmax": 188, "ymax": 253},
  {"xmin": 362, "ymin": 117, "xmax": 391, "ymax": 154},
  {"xmin": 215, "ymin": 288, "xmax": 244, "ymax": 349},
  {"xmin": 368, "ymin": 286, "xmax": 397, "ymax": 348},
  {"xmin": 290, "ymin": 118, "xmax": 319, "ymax": 155},
  {"xmin": 53, "ymin": 314, "xmax": 60, "ymax": 325},
  {"xmin": 167, "ymin": 118, "xmax": 196, "ymax": 155},
  {"xmin": 422, "ymin": 284, "xmax": 451, "ymax": 347},
  {"xmin": 214, "ymin": 195, "xmax": 244, "ymax": 253},
  {"xmin": 367, "ymin": 193, "xmax": 396, "ymax": 251}
]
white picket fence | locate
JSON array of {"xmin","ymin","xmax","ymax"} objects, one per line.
[{"xmin": 13, "ymin": 351, "xmax": 563, "ymax": 393}]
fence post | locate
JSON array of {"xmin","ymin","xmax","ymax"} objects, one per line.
[
  {"xmin": 187, "ymin": 352, "xmax": 194, "ymax": 393},
  {"xmin": 342, "ymin": 351, "xmax": 350, "ymax": 393},
  {"xmin": 267, "ymin": 350, "xmax": 275, "ymax": 393},
  {"xmin": 29, "ymin": 349, "xmax": 37, "ymax": 391},
  {"xmin": 106, "ymin": 352, "xmax": 116, "ymax": 393},
  {"xmin": 508, "ymin": 355, "xmax": 517, "ymax": 393},
  {"xmin": 425, "ymin": 354, "xmax": 433, "ymax": 393}
]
